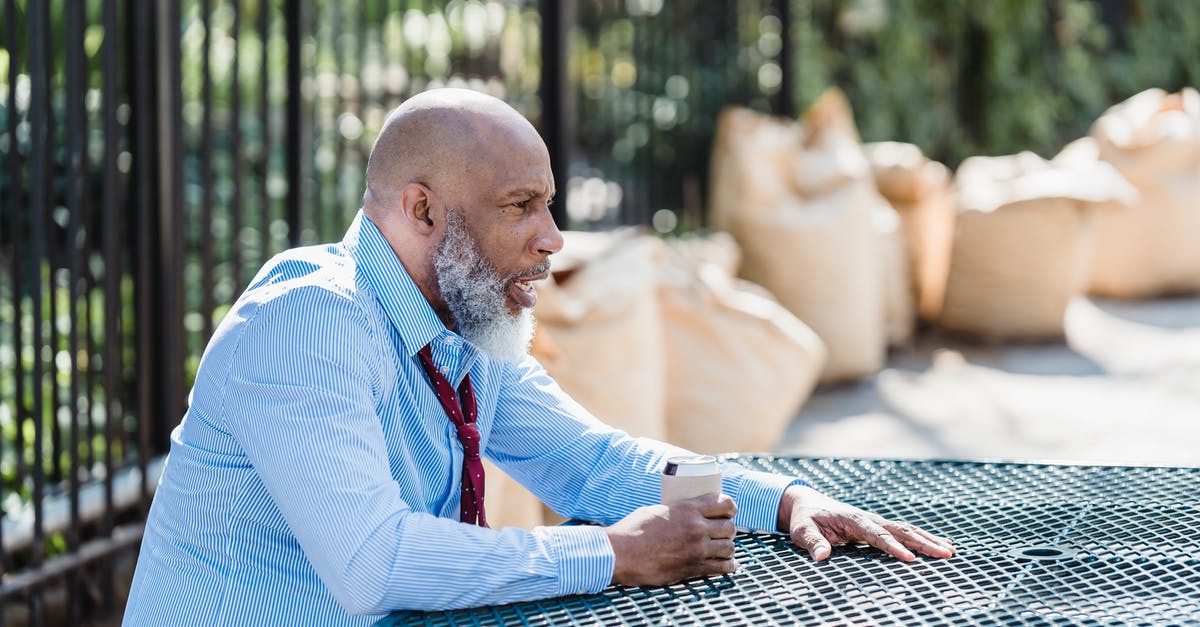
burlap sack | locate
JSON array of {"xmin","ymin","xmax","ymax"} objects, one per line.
[
  {"xmin": 736, "ymin": 184, "xmax": 887, "ymax": 382},
  {"xmin": 865, "ymin": 142, "xmax": 956, "ymax": 323},
  {"xmin": 718, "ymin": 92, "xmax": 892, "ymax": 382},
  {"xmin": 658, "ymin": 234, "xmax": 826, "ymax": 454},
  {"xmin": 800, "ymin": 94, "xmax": 914, "ymax": 348},
  {"xmin": 708, "ymin": 107, "xmax": 802, "ymax": 235},
  {"xmin": 876, "ymin": 205, "xmax": 915, "ymax": 347},
  {"xmin": 532, "ymin": 233, "xmax": 667, "ymax": 439},
  {"xmin": 940, "ymin": 152, "xmax": 1136, "ymax": 339},
  {"xmin": 1087, "ymin": 88, "xmax": 1200, "ymax": 298}
]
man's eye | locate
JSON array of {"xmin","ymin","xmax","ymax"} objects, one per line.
[{"xmin": 512, "ymin": 200, "xmax": 529, "ymax": 210}]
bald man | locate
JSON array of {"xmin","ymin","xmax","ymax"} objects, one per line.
[{"xmin": 123, "ymin": 89, "xmax": 953, "ymax": 626}]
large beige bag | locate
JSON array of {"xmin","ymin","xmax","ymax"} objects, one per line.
[
  {"xmin": 708, "ymin": 107, "xmax": 803, "ymax": 236},
  {"xmin": 865, "ymin": 142, "xmax": 956, "ymax": 323},
  {"xmin": 718, "ymin": 92, "xmax": 893, "ymax": 382},
  {"xmin": 737, "ymin": 185, "xmax": 886, "ymax": 382},
  {"xmin": 1087, "ymin": 88, "xmax": 1200, "ymax": 298},
  {"xmin": 532, "ymin": 232, "xmax": 667, "ymax": 439},
  {"xmin": 658, "ymin": 235, "xmax": 826, "ymax": 454},
  {"xmin": 940, "ymin": 152, "xmax": 1136, "ymax": 339},
  {"xmin": 876, "ymin": 204, "xmax": 916, "ymax": 347}
]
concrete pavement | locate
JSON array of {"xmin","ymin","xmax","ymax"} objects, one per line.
[{"xmin": 778, "ymin": 296, "xmax": 1200, "ymax": 466}]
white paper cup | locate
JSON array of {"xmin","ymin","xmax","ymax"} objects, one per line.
[{"xmin": 661, "ymin": 455, "xmax": 723, "ymax": 504}]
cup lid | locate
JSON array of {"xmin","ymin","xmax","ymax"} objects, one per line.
[{"xmin": 663, "ymin": 455, "xmax": 720, "ymax": 476}]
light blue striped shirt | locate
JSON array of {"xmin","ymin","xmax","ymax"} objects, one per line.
[{"xmin": 123, "ymin": 212, "xmax": 802, "ymax": 626}]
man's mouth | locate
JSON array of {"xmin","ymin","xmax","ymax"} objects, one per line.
[{"xmin": 506, "ymin": 270, "xmax": 549, "ymax": 309}]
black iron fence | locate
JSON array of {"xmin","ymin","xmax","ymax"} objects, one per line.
[
  {"xmin": 3, "ymin": 0, "xmax": 1197, "ymax": 624},
  {"xmin": 0, "ymin": 1, "xmax": 788, "ymax": 623}
]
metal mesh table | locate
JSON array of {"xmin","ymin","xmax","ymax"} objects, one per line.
[{"xmin": 380, "ymin": 456, "xmax": 1200, "ymax": 626}]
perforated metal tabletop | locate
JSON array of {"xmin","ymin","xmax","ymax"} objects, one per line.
[{"xmin": 380, "ymin": 456, "xmax": 1200, "ymax": 626}]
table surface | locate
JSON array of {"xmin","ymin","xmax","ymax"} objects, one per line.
[{"xmin": 379, "ymin": 455, "xmax": 1200, "ymax": 626}]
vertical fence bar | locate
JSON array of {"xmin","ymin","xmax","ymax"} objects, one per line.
[
  {"xmin": 200, "ymin": 0, "xmax": 216, "ymax": 343},
  {"xmin": 101, "ymin": 0, "xmax": 122, "ymax": 614},
  {"xmin": 27, "ymin": 0, "xmax": 51, "ymax": 622},
  {"xmin": 230, "ymin": 0, "xmax": 245, "ymax": 288},
  {"xmin": 46, "ymin": 0, "xmax": 63, "ymax": 488},
  {"xmin": 257, "ymin": 0, "xmax": 271, "ymax": 266},
  {"xmin": 330, "ymin": 0, "xmax": 344, "ymax": 241},
  {"xmin": 64, "ymin": 0, "xmax": 88, "ymax": 622},
  {"xmin": 4, "ymin": 0, "xmax": 25, "ymax": 503},
  {"xmin": 1, "ymin": 0, "xmax": 19, "ymax": 601},
  {"xmin": 129, "ymin": 0, "xmax": 155, "ymax": 512},
  {"xmin": 158, "ymin": 0, "xmax": 186, "ymax": 451},
  {"xmin": 285, "ymin": 0, "xmax": 302, "ymax": 245},
  {"xmin": 539, "ymin": 0, "xmax": 569, "ymax": 228}
]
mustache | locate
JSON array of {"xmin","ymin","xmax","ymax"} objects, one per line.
[{"xmin": 504, "ymin": 260, "xmax": 551, "ymax": 282}]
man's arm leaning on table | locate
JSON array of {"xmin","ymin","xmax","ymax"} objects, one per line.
[
  {"xmin": 486, "ymin": 357, "xmax": 956, "ymax": 585},
  {"xmin": 485, "ymin": 356, "xmax": 808, "ymax": 586},
  {"xmin": 221, "ymin": 288, "xmax": 627, "ymax": 613}
]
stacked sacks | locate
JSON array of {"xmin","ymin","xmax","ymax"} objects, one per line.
[
  {"xmin": 865, "ymin": 142, "xmax": 956, "ymax": 324},
  {"xmin": 486, "ymin": 231, "xmax": 663, "ymax": 529},
  {"xmin": 709, "ymin": 90, "xmax": 904, "ymax": 382},
  {"xmin": 532, "ymin": 231, "xmax": 668, "ymax": 439},
  {"xmin": 657, "ymin": 233, "xmax": 826, "ymax": 455},
  {"xmin": 1087, "ymin": 88, "xmax": 1200, "ymax": 298},
  {"xmin": 484, "ymin": 230, "xmax": 827, "ymax": 528},
  {"xmin": 939, "ymin": 151, "xmax": 1136, "ymax": 339},
  {"xmin": 708, "ymin": 107, "xmax": 804, "ymax": 236}
]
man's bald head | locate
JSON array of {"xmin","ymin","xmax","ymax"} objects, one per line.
[{"xmin": 364, "ymin": 88, "xmax": 547, "ymax": 213}]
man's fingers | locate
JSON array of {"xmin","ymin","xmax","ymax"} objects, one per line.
[
  {"xmin": 705, "ymin": 537, "xmax": 737, "ymax": 560},
  {"xmin": 693, "ymin": 493, "xmax": 738, "ymax": 519},
  {"xmin": 790, "ymin": 520, "xmax": 833, "ymax": 561},
  {"xmin": 706, "ymin": 557, "xmax": 738, "ymax": 576},
  {"xmin": 856, "ymin": 517, "xmax": 916, "ymax": 562},
  {"xmin": 895, "ymin": 523, "xmax": 956, "ymax": 558},
  {"xmin": 705, "ymin": 517, "xmax": 736, "ymax": 540}
]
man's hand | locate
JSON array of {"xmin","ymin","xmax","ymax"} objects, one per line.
[
  {"xmin": 777, "ymin": 485, "xmax": 956, "ymax": 562},
  {"xmin": 604, "ymin": 493, "xmax": 738, "ymax": 587}
]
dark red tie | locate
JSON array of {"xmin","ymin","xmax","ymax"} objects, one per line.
[{"xmin": 417, "ymin": 344, "xmax": 488, "ymax": 527}]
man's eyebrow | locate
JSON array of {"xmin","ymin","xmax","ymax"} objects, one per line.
[{"xmin": 501, "ymin": 188, "xmax": 555, "ymax": 201}]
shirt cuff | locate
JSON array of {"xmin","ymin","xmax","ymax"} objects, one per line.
[
  {"xmin": 721, "ymin": 465, "xmax": 811, "ymax": 533},
  {"xmin": 538, "ymin": 524, "xmax": 615, "ymax": 597}
]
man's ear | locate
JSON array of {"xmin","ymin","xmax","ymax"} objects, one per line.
[{"xmin": 400, "ymin": 183, "xmax": 437, "ymax": 234}]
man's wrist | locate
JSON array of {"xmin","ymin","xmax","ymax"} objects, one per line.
[
  {"xmin": 776, "ymin": 481, "xmax": 816, "ymax": 533},
  {"xmin": 716, "ymin": 465, "xmax": 810, "ymax": 533},
  {"xmin": 536, "ymin": 524, "xmax": 615, "ymax": 597}
]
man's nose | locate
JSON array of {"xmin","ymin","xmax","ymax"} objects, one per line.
[{"xmin": 532, "ymin": 209, "xmax": 564, "ymax": 257}]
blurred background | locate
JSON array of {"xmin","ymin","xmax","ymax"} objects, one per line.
[{"xmin": 2, "ymin": 0, "xmax": 1200, "ymax": 624}]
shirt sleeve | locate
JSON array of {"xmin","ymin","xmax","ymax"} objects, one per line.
[
  {"xmin": 485, "ymin": 357, "xmax": 810, "ymax": 534},
  {"xmin": 220, "ymin": 287, "xmax": 617, "ymax": 614}
]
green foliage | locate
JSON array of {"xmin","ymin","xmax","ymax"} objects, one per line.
[{"xmin": 790, "ymin": 0, "xmax": 1200, "ymax": 167}]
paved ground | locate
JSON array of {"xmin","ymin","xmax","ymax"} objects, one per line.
[{"xmin": 777, "ymin": 296, "xmax": 1200, "ymax": 466}]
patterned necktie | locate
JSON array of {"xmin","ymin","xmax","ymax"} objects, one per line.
[{"xmin": 416, "ymin": 343, "xmax": 488, "ymax": 527}]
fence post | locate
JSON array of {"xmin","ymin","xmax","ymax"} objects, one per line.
[
  {"xmin": 156, "ymin": 0, "xmax": 187, "ymax": 452},
  {"xmin": 285, "ymin": 0, "xmax": 304, "ymax": 246},
  {"xmin": 539, "ymin": 0, "xmax": 571, "ymax": 229},
  {"xmin": 129, "ymin": 0, "xmax": 184, "ymax": 475}
]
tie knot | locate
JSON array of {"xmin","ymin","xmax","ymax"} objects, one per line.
[{"xmin": 456, "ymin": 422, "xmax": 481, "ymax": 457}]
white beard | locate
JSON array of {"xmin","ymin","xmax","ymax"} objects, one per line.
[{"xmin": 433, "ymin": 210, "xmax": 538, "ymax": 363}]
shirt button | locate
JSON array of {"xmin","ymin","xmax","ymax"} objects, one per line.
[
  {"xmin": 439, "ymin": 366, "xmax": 449, "ymax": 375},
  {"xmin": 443, "ymin": 336, "xmax": 455, "ymax": 345}
]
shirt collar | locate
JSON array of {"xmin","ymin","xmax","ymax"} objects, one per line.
[{"xmin": 343, "ymin": 210, "xmax": 446, "ymax": 358}]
